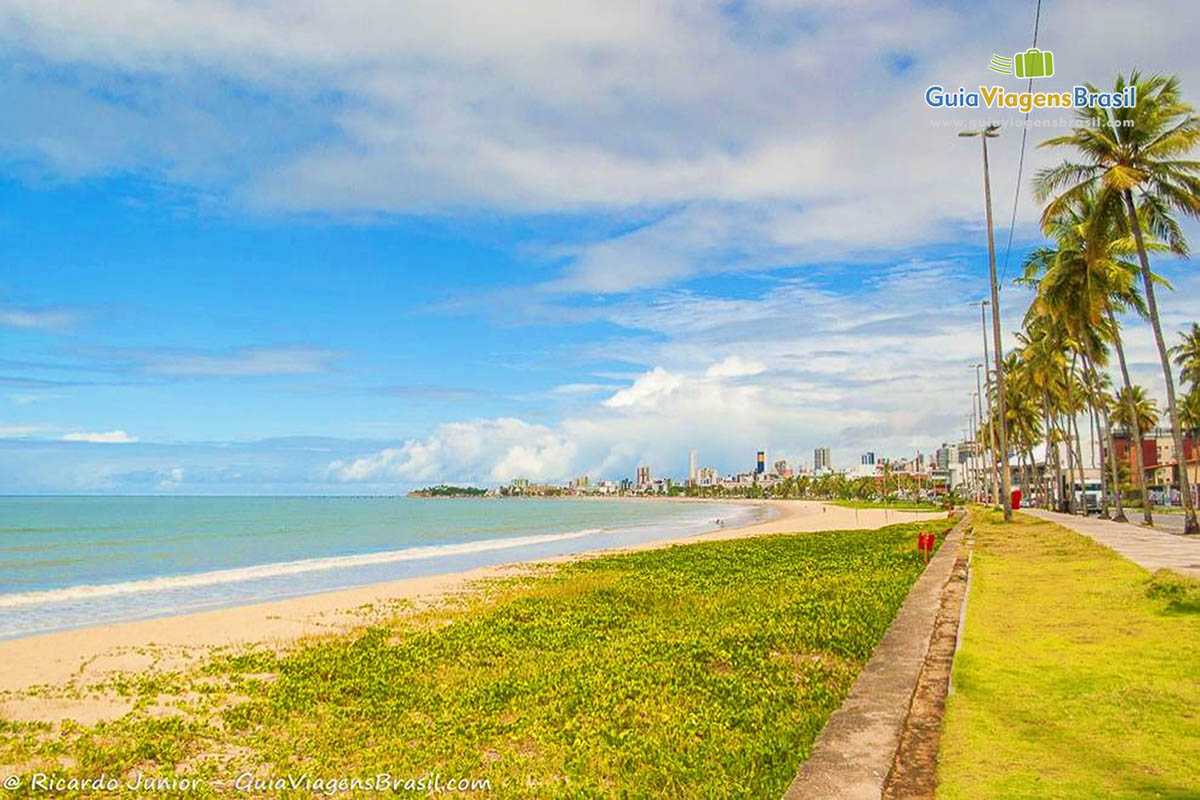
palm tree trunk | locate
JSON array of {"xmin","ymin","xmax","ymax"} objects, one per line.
[
  {"xmin": 1123, "ymin": 190, "xmax": 1199, "ymax": 534},
  {"xmin": 1042, "ymin": 389, "xmax": 1056, "ymax": 509},
  {"xmin": 1105, "ymin": 302, "xmax": 1152, "ymax": 525},
  {"xmin": 1099, "ymin": 407, "xmax": 1108, "ymax": 520},
  {"xmin": 1059, "ymin": 412, "xmax": 1076, "ymax": 515},
  {"xmin": 1103, "ymin": 403, "xmax": 1126, "ymax": 522},
  {"xmin": 1081, "ymin": 352, "xmax": 1110, "ymax": 518},
  {"xmin": 1063, "ymin": 357, "xmax": 1086, "ymax": 515},
  {"xmin": 1095, "ymin": 405, "xmax": 1110, "ymax": 518},
  {"xmin": 1071, "ymin": 407, "xmax": 1088, "ymax": 514}
]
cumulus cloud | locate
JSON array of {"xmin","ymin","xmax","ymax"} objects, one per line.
[
  {"xmin": 61, "ymin": 430, "xmax": 138, "ymax": 443},
  {"xmin": 706, "ymin": 356, "xmax": 766, "ymax": 379},
  {"xmin": 2, "ymin": 0, "xmax": 1195, "ymax": 292},
  {"xmin": 602, "ymin": 367, "xmax": 683, "ymax": 409},
  {"xmin": 327, "ymin": 418, "xmax": 574, "ymax": 484}
]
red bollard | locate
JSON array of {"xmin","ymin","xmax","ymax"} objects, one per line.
[{"xmin": 916, "ymin": 532, "xmax": 935, "ymax": 562}]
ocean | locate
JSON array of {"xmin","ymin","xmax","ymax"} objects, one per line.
[{"xmin": 0, "ymin": 496, "xmax": 761, "ymax": 639}]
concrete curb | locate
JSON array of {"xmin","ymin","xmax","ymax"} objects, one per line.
[{"xmin": 782, "ymin": 515, "xmax": 969, "ymax": 800}]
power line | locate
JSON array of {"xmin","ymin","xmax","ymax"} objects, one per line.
[{"xmin": 998, "ymin": 0, "xmax": 1044, "ymax": 291}]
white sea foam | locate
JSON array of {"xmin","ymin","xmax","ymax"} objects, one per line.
[{"xmin": 0, "ymin": 528, "xmax": 604, "ymax": 608}]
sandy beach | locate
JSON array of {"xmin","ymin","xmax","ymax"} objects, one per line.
[{"xmin": 0, "ymin": 500, "xmax": 944, "ymax": 722}]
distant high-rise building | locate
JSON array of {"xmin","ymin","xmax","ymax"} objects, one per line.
[
  {"xmin": 935, "ymin": 443, "xmax": 959, "ymax": 471},
  {"xmin": 756, "ymin": 450, "xmax": 766, "ymax": 474},
  {"xmin": 688, "ymin": 450, "xmax": 698, "ymax": 483},
  {"xmin": 636, "ymin": 465, "xmax": 651, "ymax": 486},
  {"xmin": 814, "ymin": 447, "xmax": 832, "ymax": 471},
  {"xmin": 861, "ymin": 451, "xmax": 876, "ymax": 465},
  {"xmin": 773, "ymin": 459, "xmax": 789, "ymax": 476}
]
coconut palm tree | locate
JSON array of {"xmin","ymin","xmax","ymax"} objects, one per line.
[
  {"xmin": 1181, "ymin": 387, "xmax": 1200, "ymax": 464},
  {"xmin": 1173, "ymin": 323, "xmax": 1200, "ymax": 389},
  {"xmin": 1113, "ymin": 385, "xmax": 1160, "ymax": 435},
  {"xmin": 1021, "ymin": 191, "xmax": 1148, "ymax": 519},
  {"xmin": 1016, "ymin": 321, "xmax": 1069, "ymax": 510},
  {"xmin": 1036, "ymin": 71, "xmax": 1200, "ymax": 533}
]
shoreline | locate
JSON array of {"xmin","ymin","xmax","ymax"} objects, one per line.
[{"xmin": 0, "ymin": 500, "xmax": 944, "ymax": 700}]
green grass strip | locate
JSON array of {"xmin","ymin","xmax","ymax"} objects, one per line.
[{"xmin": 938, "ymin": 510, "xmax": 1200, "ymax": 799}]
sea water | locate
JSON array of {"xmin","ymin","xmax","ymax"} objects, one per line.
[{"xmin": 0, "ymin": 496, "xmax": 761, "ymax": 639}]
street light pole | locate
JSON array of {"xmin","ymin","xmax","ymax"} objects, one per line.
[
  {"xmin": 961, "ymin": 124, "xmax": 1012, "ymax": 521},
  {"xmin": 972, "ymin": 364, "xmax": 986, "ymax": 503},
  {"xmin": 968, "ymin": 395, "xmax": 979, "ymax": 502},
  {"xmin": 970, "ymin": 303, "xmax": 1000, "ymax": 507}
]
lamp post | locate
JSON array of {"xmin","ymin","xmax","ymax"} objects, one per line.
[
  {"xmin": 968, "ymin": 394, "xmax": 980, "ymax": 502},
  {"xmin": 960, "ymin": 123, "xmax": 1012, "ymax": 521},
  {"xmin": 969, "ymin": 305, "xmax": 1001, "ymax": 507},
  {"xmin": 971, "ymin": 364, "xmax": 986, "ymax": 503}
]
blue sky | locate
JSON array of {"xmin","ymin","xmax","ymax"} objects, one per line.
[{"xmin": 1, "ymin": 0, "xmax": 1197, "ymax": 493}]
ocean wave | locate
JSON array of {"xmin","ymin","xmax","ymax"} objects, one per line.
[{"xmin": 0, "ymin": 528, "xmax": 604, "ymax": 608}]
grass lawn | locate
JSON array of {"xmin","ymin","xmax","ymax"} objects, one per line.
[
  {"xmin": 937, "ymin": 510, "xmax": 1200, "ymax": 799},
  {"xmin": 829, "ymin": 499, "xmax": 943, "ymax": 511},
  {"xmin": 2, "ymin": 520, "xmax": 951, "ymax": 799}
]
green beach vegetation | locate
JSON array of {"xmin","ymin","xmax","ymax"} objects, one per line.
[
  {"xmin": 937, "ymin": 510, "xmax": 1200, "ymax": 798},
  {"xmin": 0, "ymin": 520, "xmax": 951, "ymax": 799}
]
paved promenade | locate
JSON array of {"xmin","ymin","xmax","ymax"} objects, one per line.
[{"xmin": 1023, "ymin": 509, "xmax": 1200, "ymax": 579}]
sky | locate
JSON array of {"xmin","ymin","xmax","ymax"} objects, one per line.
[{"xmin": 1, "ymin": 0, "xmax": 1198, "ymax": 494}]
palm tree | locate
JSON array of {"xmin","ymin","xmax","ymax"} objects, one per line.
[
  {"xmin": 1180, "ymin": 387, "xmax": 1200, "ymax": 501},
  {"xmin": 1036, "ymin": 71, "xmax": 1200, "ymax": 534},
  {"xmin": 1016, "ymin": 322, "xmax": 1068, "ymax": 510},
  {"xmin": 1173, "ymin": 323, "xmax": 1200, "ymax": 389},
  {"xmin": 1112, "ymin": 385, "xmax": 1161, "ymax": 508},
  {"xmin": 1021, "ymin": 189, "xmax": 1152, "ymax": 519},
  {"xmin": 1083, "ymin": 370, "xmax": 1121, "ymax": 519},
  {"xmin": 1113, "ymin": 385, "xmax": 1160, "ymax": 435}
]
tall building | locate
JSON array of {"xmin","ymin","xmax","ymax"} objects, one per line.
[
  {"xmin": 688, "ymin": 450, "xmax": 698, "ymax": 484},
  {"xmin": 861, "ymin": 451, "xmax": 875, "ymax": 465},
  {"xmin": 773, "ymin": 459, "xmax": 789, "ymax": 476},
  {"xmin": 814, "ymin": 447, "xmax": 832, "ymax": 472},
  {"xmin": 636, "ymin": 465, "xmax": 651, "ymax": 486},
  {"xmin": 756, "ymin": 450, "xmax": 766, "ymax": 474},
  {"xmin": 935, "ymin": 443, "xmax": 959, "ymax": 471}
]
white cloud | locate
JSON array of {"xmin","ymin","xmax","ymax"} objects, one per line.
[
  {"xmin": 2, "ymin": 0, "xmax": 1196, "ymax": 293},
  {"xmin": 327, "ymin": 258, "xmax": 1040, "ymax": 484},
  {"xmin": 327, "ymin": 418, "xmax": 574, "ymax": 484},
  {"xmin": 156, "ymin": 467, "xmax": 184, "ymax": 490},
  {"xmin": 706, "ymin": 356, "xmax": 766, "ymax": 379},
  {"xmin": 602, "ymin": 367, "xmax": 683, "ymax": 409},
  {"xmin": 61, "ymin": 430, "xmax": 138, "ymax": 443}
]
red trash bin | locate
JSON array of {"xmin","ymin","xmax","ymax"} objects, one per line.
[{"xmin": 1011, "ymin": 488, "xmax": 1022, "ymax": 510}]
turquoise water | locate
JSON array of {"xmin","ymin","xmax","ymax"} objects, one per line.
[{"xmin": 0, "ymin": 497, "xmax": 759, "ymax": 639}]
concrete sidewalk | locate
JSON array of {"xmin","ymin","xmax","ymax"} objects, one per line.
[
  {"xmin": 782, "ymin": 515, "xmax": 969, "ymax": 800},
  {"xmin": 1022, "ymin": 509, "xmax": 1200, "ymax": 579}
]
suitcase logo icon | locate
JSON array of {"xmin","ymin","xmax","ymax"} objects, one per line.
[
  {"xmin": 988, "ymin": 48, "xmax": 1054, "ymax": 79},
  {"xmin": 1014, "ymin": 48, "xmax": 1054, "ymax": 79}
]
